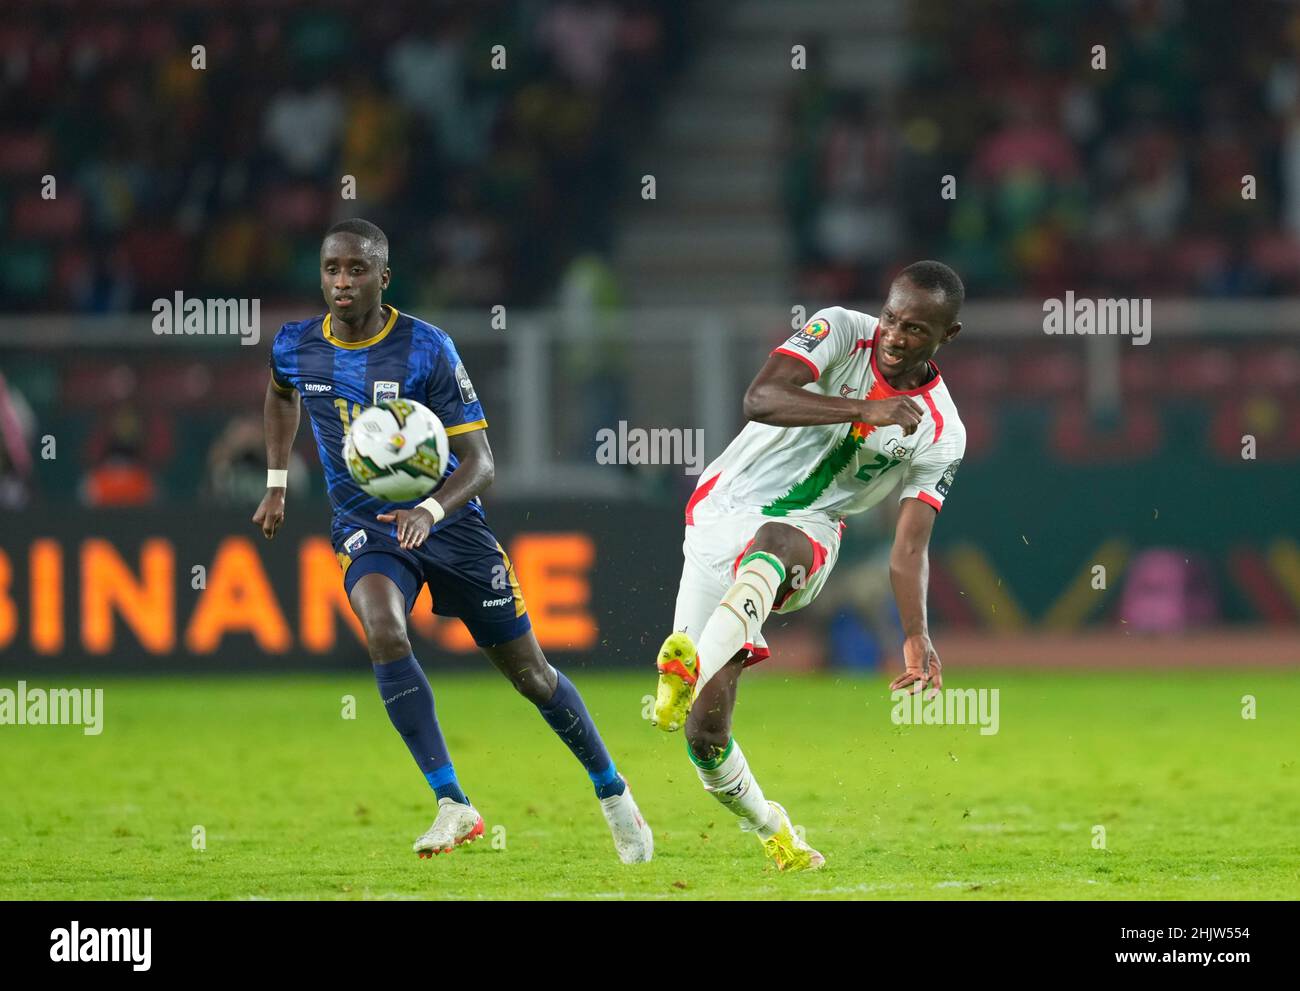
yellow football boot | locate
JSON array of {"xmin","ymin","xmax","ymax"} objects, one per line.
[
  {"xmin": 651, "ymin": 631, "xmax": 698, "ymax": 732},
  {"xmin": 758, "ymin": 802, "xmax": 825, "ymax": 872}
]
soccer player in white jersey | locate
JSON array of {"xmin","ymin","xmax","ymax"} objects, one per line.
[{"xmin": 651, "ymin": 260, "xmax": 966, "ymax": 871}]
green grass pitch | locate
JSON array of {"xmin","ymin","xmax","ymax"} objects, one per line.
[{"xmin": 1, "ymin": 667, "xmax": 1296, "ymax": 900}]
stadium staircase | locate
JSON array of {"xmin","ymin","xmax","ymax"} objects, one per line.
[{"xmin": 613, "ymin": 0, "xmax": 905, "ymax": 305}]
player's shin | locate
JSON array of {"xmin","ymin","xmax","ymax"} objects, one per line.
[
  {"xmin": 690, "ymin": 737, "xmax": 778, "ymax": 837},
  {"xmin": 536, "ymin": 669, "xmax": 626, "ymax": 799},
  {"xmin": 694, "ymin": 551, "xmax": 784, "ymax": 693},
  {"xmin": 373, "ymin": 655, "xmax": 469, "ymax": 806}
]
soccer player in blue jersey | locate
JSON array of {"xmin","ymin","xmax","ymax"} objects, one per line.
[{"xmin": 252, "ymin": 219, "xmax": 652, "ymax": 862}]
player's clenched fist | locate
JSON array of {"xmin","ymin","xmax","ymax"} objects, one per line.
[
  {"xmin": 859, "ymin": 396, "xmax": 925, "ymax": 435},
  {"xmin": 378, "ymin": 507, "xmax": 435, "ymax": 549},
  {"xmin": 253, "ymin": 488, "xmax": 286, "ymax": 539},
  {"xmin": 890, "ymin": 633, "xmax": 943, "ymax": 698}
]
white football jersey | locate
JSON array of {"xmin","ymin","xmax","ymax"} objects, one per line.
[{"xmin": 691, "ymin": 306, "xmax": 966, "ymax": 521}]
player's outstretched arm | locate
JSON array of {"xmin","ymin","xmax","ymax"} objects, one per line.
[
  {"xmin": 744, "ymin": 354, "xmax": 924, "ymax": 433},
  {"xmin": 379, "ymin": 428, "xmax": 494, "ymax": 549},
  {"xmin": 252, "ymin": 379, "xmax": 301, "ymax": 540},
  {"xmin": 888, "ymin": 497, "xmax": 943, "ymax": 697}
]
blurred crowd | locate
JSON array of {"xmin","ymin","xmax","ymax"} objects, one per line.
[
  {"xmin": 786, "ymin": 0, "xmax": 1300, "ymax": 300},
  {"xmin": 0, "ymin": 0, "xmax": 693, "ymax": 312}
]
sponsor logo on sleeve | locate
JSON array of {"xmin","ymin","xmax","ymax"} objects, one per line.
[
  {"xmin": 373, "ymin": 380, "xmax": 400, "ymax": 402},
  {"xmin": 455, "ymin": 362, "xmax": 478, "ymax": 404},
  {"xmin": 789, "ymin": 318, "xmax": 831, "ymax": 353},
  {"xmin": 936, "ymin": 458, "xmax": 961, "ymax": 498}
]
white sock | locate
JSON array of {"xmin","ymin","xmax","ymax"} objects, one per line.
[
  {"xmin": 692, "ymin": 737, "xmax": 779, "ymax": 838},
  {"xmin": 694, "ymin": 551, "xmax": 784, "ymax": 692}
]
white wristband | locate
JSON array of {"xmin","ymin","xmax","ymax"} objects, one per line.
[
  {"xmin": 267, "ymin": 469, "xmax": 288, "ymax": 489},
  {"xmin": 416, "ymin": 497, "xmax": 445, "ymax": 524}
]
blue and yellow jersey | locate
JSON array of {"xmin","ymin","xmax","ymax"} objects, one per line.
[{"xmin": 269, "ymin": 305, "xmax": 487, "ymax": 538}]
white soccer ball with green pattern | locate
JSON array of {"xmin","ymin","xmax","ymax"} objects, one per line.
[{"xmin": 343, "ymin": 398, "xmax": 450, "ymax": 502}]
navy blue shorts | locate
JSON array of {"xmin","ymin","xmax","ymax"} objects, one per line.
[{"xmin": 333, "ymin": 511, "xmax": 531, "ymax": 648}]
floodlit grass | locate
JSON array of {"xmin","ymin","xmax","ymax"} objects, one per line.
[{"xmin": 1, "ymin": 668, "xmax": 1296, "ymax": 899}]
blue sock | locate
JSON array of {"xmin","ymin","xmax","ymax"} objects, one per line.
[
  {"xmin": 373, "ymin": 655, "xmax": 469, "ymax": 805},
  {"xmin": 537, "ymin": 670, "xmax": 626, "ymax": 799}
]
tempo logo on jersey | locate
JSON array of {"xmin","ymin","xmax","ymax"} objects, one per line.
[
  {"xmin": 789, "ymin": 318, "xmax": 831, "ymax": 353},
  {"xmin": 373, "ymin": 380, "xmax": 400, "ymax": 403}
]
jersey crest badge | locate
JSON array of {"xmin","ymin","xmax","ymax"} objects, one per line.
[{"xmin": 373, "ymin": 380, "xmax": 400, "ymax": 403}]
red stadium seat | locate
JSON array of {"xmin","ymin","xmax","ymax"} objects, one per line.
[
  {"xmin": 136, "ymin": 361, "xmax": 216, "ymax": 409},
  {"xmin": 1170, "ymin": 236, "xmax": 1229, "ymax": 287},
  {"xmin": 1249, "ymin": 231, "xmax": 1300, "ymax": 281},
  {"xmin": 1239, "ymin": 345, "xmax": 1300, "ymax": 392},
  {"xmin": 0, "ymin": 131, "xmax": 50, "ymax": 175},
  {"xmin": 937, "ymin": 351, "xmax": 1010, "ymax": 398},
  {"xmin": 123, "ymin": 226, "xmax": 192, "ymax": 291},
  {"xmin": 1159, "ymin": 346, "xmax": 1237, "ymax": 396},
  {"xmin": 260, "ymin": 183, "xmax": 331, "ymax": 233},
  {"xmin": 1010, "ymin": 350, "xmax": 1081, "ymax": 397},
  {"xmin": 11, "ymin": 191, "xmax": 84, "ymax": 239},
  {"xmin": 62, "ymin": 361, "xmax": 138, "ymax": 408}
]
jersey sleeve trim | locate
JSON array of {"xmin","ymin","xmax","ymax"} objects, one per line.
[
  {"xmin": 921, "ymin": 392, "xmax": 944, "ymax": 442},
  {"xmin": 771, "ymin": 347, "xmax": 821, "ymax": 380},
  {"xmin": 444, "ymin": 418, "xmax": 488, "ymax": 437},
  {"xmin": 911, "ymin": 491, "xmax": 942, "ymax": 512},
  {"xmin": 270, "ymin": 376, "xmax": 296, "ymax": 396}
]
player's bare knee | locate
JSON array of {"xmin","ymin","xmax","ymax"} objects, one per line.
[
  {"xmin": 365, "ymin": 624, "xmax": 412, "ymax": 664},
  {"xmin": 509, "ymin": 662, "xmax": 555, "ymax": 704},
  {"xmin": 751, "ymin": 522, "xmax": 804, "ymax": 565},
  {"xmin": 685, "ymin": 711, "xmax": 728, "ymax": 763}
]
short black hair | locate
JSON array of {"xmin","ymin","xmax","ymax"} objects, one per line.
[
  {"xmin": 896, "ymin": 260, "xmax": 964, "ymax": 313},
  {"xmin": 323, "ymin": 218, "xmax": 389, "ymax": 267}
]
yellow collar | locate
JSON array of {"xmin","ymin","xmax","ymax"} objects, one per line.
[{"xmin": 323, "ymin": 304, "xmax": 398, "ymax": 349}]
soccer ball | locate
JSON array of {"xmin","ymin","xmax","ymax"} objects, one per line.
[{"xmin": 343, "ymin": 398, "xmax": 450, "ymax": 502}]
